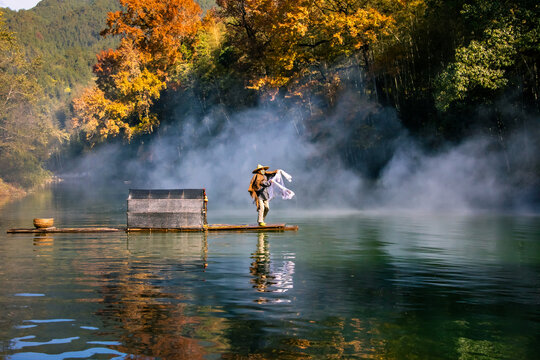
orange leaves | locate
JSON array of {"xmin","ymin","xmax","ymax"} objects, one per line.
[
  {"xmin": 101, "ymin": 0, "xmax": 202, "ymax": 73},
  {"xmin": 71, "ymin": 0, "xmax": 202, "ymax": 144}
]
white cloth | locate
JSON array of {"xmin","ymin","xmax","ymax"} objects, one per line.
[{"xmin": 268, "ymin": 169, "xmax": 295, "ymax": 200}]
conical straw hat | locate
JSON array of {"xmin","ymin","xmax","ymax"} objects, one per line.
[{"xmin": 252, "ymin": 164, "xmax": 269, "ymax": 173}]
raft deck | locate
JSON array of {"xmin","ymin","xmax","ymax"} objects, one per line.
[
  {"xmin": 7, "ymin": 227, "xmax": 121, "ymax": 233},
  {"xmin": 128, "ymin": 224, "xmax": 298, "ymax": 232},
  {"xmin": 7, "ymin": 224, "xmax": 298, "ymax": 234}
]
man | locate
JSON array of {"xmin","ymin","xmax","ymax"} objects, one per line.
[{"xmin": 248, "ymin": 164, "xmax": 278, "ymax": 226}]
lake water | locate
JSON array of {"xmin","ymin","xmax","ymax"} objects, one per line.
[{"xmin": 1, "ymin": 183, "xmax": 539, "ymax": 359}]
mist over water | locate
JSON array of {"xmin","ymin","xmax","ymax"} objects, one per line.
[
  {"xmin": 62, "ymin": 91, "xmax": 540, "ymax": 214},
  {"xmin": 374, "ymin": 129, "xmax": 539, "ymax": 213}
]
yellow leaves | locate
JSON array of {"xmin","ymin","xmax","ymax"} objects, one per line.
[
  {"xmin": 115, "ymin": 68, "xmax": 165, "ymax": 100},
  {"xmin": 71, "ymin": 86, "xmax": 129, "ymax": 142},
  {"xmin": 132, "ymin": 112, "xmax": 159, "ymax": 135},
  {"xmin": 71, "ymin": 0, "xmax": 205, "ymax": 146},
  {"xmin": 322, "ymin": 6, "xmax": 395, "ymax": 50},
  {"xmin": 135, "ymin": 70, "xmax": 165, "ymax": 98},
  {"xmin": 283, "ymin": 6, "xmax": 309, "ymax": 36},
  {"xmin": 219, "ymin": 0, "xmax": 397, "ymax": 97},
  {"xmin": 333, "ymin": 32, "xmax": 344, "ymax": 45},
  {"xmin": 248, "ymin": 75, "xmax": 288, "ymax": 100},
  {"xmin": 71, "ymin": 63, "xmax": 165, "ymax": 143}
]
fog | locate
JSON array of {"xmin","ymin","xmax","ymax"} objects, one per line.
[{"xmin": 62, "ymin": 91, "xmax": 540, "ymax": 214}]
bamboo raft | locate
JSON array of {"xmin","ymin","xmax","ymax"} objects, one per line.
[
  {"xmin": 7, "ymin": 224, "xmax": 298, "ymax": 234},
  {"xmin": 7, "ymin": 189, "xmax": 298, "ymax": 234},
  {"xmin": 129, "ymin": 224, "xmax": 298, "ymax": 232},
  {"xmin": 7, "ymin": 227, "xmax": 121, "ymax": 234}
]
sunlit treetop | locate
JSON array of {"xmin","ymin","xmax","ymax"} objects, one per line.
[
  {"xmin": 101, "ymin": 0, "xmax": 202, "ymax": 77},
  {"xmin": 217, "ymin": 0, "xmax": 398, "ymax": 93},
  {"xmin": 71, "ymin": 0, "xmax": 203, "ymax": 143}
]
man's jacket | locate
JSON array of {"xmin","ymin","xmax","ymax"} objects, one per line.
[{"xmin": 248, "ymin": 170, "xmax": 278, "ymax": 203}]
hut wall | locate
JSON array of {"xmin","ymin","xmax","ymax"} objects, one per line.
[{"xmin": 127, "ymin": 189, "xmax": 207, "ymax": 229}]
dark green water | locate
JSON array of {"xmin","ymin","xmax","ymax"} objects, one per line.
[{"xmin": 1, "ymin": 183, "xmax": 539, "ymax": 359}]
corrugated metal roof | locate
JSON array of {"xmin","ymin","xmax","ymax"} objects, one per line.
[{"xmin": 128, "ymin": 189, "xmax": 205, "ymax": 200}]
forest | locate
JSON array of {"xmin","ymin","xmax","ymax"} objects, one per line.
[{"xmin": 1, "ymin": 0, "xmax": 539, "ymax": 204}]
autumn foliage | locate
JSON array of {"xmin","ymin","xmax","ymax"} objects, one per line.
[
  {"xmin": 71, "ymin": 0, "xmax": 202, "ymax": 143},
  {"xmin": 101, "ymin": 0, "xmax": 201, "ymax": 77},
  {"xmin": 70, "ymin": 0, "xmax": 540, "ymax": 147},
  {"xmin": 71, "ymin": 0, "xmax": 418, "ymax": 143},
  {"xmin": 217, "ymin": 0, "xmax": 395, "ymax": 93}
]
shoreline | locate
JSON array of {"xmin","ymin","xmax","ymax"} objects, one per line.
[
  {"xmin": 0, "ymin": 176, "xmax": 59, "ymax": 207},
  {"xmin": 0, "ymin": 178, "xmax": 26, "ymax": 199}
]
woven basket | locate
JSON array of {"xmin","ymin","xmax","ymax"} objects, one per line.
[{"xmin": 33, "ymin": 218, "xmax": 54, "ymax": 229}]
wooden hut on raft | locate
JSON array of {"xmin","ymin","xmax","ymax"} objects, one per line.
[{"xmin": 127, "ymin": 189, "xmax": 208, "ymax": 230}]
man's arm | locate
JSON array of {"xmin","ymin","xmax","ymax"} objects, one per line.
[{"xmin": 266, "ymin": 169, "xmax": 278, "ymax": 179}]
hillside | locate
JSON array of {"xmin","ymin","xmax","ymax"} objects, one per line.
[
  {"xmin": 0, "ymin": 0, "xmax": 217, "ymax": 191},
  {"xmin": 1, "ymin": 0, "xmax": 216, "ymax": 113},
  {"xmin": 2, "ymin": 0, "xmax": 121, "ymax": 103}
]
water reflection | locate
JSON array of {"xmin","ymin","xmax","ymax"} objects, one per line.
[
  {"xmin": 6, "ymin": 347, "xmax": 126, "ymax": 360},
  {"xmin": 250, "ymin": 232, "xmax": 275, "ymax": 292},
  {"xmin": 2, "ymin": 186, "xmax": 540, "ymax": 359},
  {"xmin": 126, "ymin": 232, "xmax": 209, "ymax": 267},
  {"xmin": 33, "ymin": 234, "xmax": 54, "ymax": 246},
  {"xmin": 92, "ymin": 232, "xmax": 226, "ymax": 359},
  {"xmin": 9, "ymin": 335, "xmax": 79, "ymax": 350},
  {"xmin": 249, "ymin": 232, "xmax": 295, "ymax": 304}
]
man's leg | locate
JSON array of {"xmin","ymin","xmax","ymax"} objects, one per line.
[
  {"xmin": 258, "ymin": 198, "xmax": 265, "ymax": 224},
  {"xmin": 262, "ymin": 200, "xmax": 269, "ymax": 222}
]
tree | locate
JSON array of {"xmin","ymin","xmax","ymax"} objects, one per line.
[
  {"xmin": 435, "ymin": 25, "xmax": 518, "ymax": 112},
  {"xmin": 72, "ymin": 40, "xmax": 165, "ymax": 143},
  {"xmin": 71, "ymin": 0, "xmax": 203, "ymax": 144},
  {"xmin": 0, "ymin": 11, "xmax": 62, "ymax": 187},
  {"xmin": 435, "ymin": 0, "xmax": 540, "ymax": 113},
  {"xmin": 216, "ymin": 0, "xmax": 396, "ymax": 97},
  {"xmin": 101, "ymin": 0, "xmax": 202, "ymax": 82},
  {"xmin": 2, "ymin": 0, "xmax": 121, "ymax": 105}
]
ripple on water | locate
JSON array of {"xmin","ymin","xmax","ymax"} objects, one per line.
[
  {"xmin": 86, "ymin": 341, "xmax": 122, "ymax": 346},
  {"xmin": 2, "ymin": 199, "xmax": 540, "ymax": 360},
  {"xmin": 24, "ymin": 319, "xmax": 75, "ymax": 324},
  {"xmin": 9, "ymin": 335, "xmax": 80, "ymax": 350},
  {"xmin": 5, "ymin": 347, "xmax": 126, "ymax": 360},
  {"xmin": 7, "ymin": 322, "xmax": 126, "ymax": 360},
  {"xmin": 79, "ymin": 326, "xmax": 99, "ymax": 330}
]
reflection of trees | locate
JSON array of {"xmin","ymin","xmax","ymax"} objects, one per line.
[
  {"xmin": 221, "ymin": 226, "xmax": 394, "ymax": 358},
  {"xmin": 63, "ymin": 217, "xmax": 538, "ymax": 359},
  {"xmin": 456, "ymin": 336, "xmax": 527, "ymax": 360},
  {"xmin": 220, "ymin": 316, "xmax": 389, "ymax": 359},
  {"xmin": 97, "ymin": 281, "xmax": 207, "ymax": 359},
  {"xmin": 87, "ymin": 233, "xmax": 227, "ymax": 359}
]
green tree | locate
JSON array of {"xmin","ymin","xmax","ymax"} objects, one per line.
[
  {"xmin": 435, "ymin": 25, "xmax": 518, "ymax": 111},
  {"xmin": 2, "ymin": 0, "xmax": 121, "ymax": 105},
  {"xmin": 0, "ymin": 11, "xmax": 63, "ymax": 187},
  {"xmin": 433, "ymin": 0, "xmax": 540, "ymax": 113}
]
